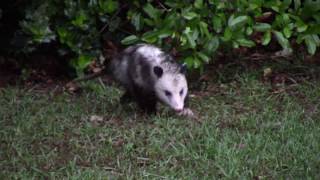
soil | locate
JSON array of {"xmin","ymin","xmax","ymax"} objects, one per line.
[{"xmin": 0, "ymin": 54, "xmax": 72, "ymax": 88}]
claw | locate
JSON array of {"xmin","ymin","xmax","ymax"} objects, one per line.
[{"xmin": 177, "ymin": 108, "xmax": 194, "ymax": 117}]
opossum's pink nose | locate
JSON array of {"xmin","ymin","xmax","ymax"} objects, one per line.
[{"xmin": 175, "ymin": 108, "xmax": 183, "ymax": 112}]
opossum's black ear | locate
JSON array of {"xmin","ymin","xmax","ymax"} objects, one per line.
[
  {"xmin": 153, "ymin": 66, "xmax": 163, "ymax": 78},
  {"xmin": 180, "ymin": 63, "xmax": 187, "ymax": 74}
]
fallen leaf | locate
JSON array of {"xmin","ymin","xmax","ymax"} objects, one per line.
[
  {"xmin": 65, "ymin": 82, "xmax": 81, "ymax": 93},
  {"xmin": 112, "ymin": 137, "xmax": 125, "ymax": 147},
  {"xmin": 263, "ymin": 67, "xmax": 272, "ymax": 78},
  {"xmin": 90, "ymin": 115, "xmax": 104, "ymax": 123}
]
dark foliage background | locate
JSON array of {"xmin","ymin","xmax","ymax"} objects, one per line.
[{"xmin": 1, "ymin": 0, "xmax": 319, "ymax": 76}]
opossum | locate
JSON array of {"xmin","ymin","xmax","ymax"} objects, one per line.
[
  {"xmin": 110, "ymin": 44, "xmax": 193, "ymax": 116},
  {"xmin": 72, "ymin": 44, "xmax": 194, "ymax": 116}
]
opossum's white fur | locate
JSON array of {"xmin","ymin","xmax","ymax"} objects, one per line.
[
  {"xmin": 110, "ymin": 44, "xmax": 192, "ymax": 115},
  {"xmin": 136, "ymin": 45, "xmax": 164, "ymax": 64},
  {"xmin": 155, "ymin": 73, "xmax": 187, "ymax": 111}
]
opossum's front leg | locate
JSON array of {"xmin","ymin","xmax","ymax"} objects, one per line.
[{"xmin": 178, "ymin": 94, "xmax": 194, "ymax": 117}]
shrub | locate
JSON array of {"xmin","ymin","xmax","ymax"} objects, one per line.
[
  {"xmin": 122, "ymin": 0, "xmax": 320, "ymax": 68},
  {"xmin": 14, "ymin": 0, "xmax": 320, "ymax": 74},
  {"xmin": 16, "ymin": 0, "xmax": 123, "ymax": 75}
]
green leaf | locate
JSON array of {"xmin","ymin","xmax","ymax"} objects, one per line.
[
  {"xmin": 78, "ymin": 55, "xmax": 92, "ymax": 70},
  {"xmin": 304, "ymin": 35, "xmax": 317, "ymax": 55},
  {"xmin": 305, "ymin": 24, "xmax": 320, "ymax": 34},
  {"xmin": 196, "ymin": 52, "xmax": 210, "ymax": 63},
  {"xmin": 57, "ymin": 27, "xmax": 68, "ymax": 43},
  {"xmin": 186, "ymin": 33, "xmax": 196, "ymax": 48},
  {"xmin": 205, "ymin": 36, "xmax": 219, "ymax": 53},
  {"xmin": 223, "ymin": 27, "xmax": 232, "ymax": 41},
  {"xmin": 163, "ymin": 12, "xmax": 178, "ymax": 29},
  {"xmin": 182, "ymin": 12, "xmax": 198, "ymax": 20},
  {"xmin": 296, "ymin": 20, "xmax": 308, "ymax": 33},
  {"xmin": 296, "ymin": 34, "xmax": 305, "ymax": 44},
  {"xmin": 228, "ymin": 15, "xmax": 248, "ymax": 29},
  {"xmin": 253, "ymin": 23, "xmax": 272, "ymax": 32},
  {"xmin": 311, "ymin": 34, "xmax": 320, "ymax": 46},
  {"xmin": 294, "ymin": 0, "xmax": 301, "ymax": 10},
  {"xmin": 71, "ymin": 11, "xmax": 87, "ymax": 28},
  {"xmin": 99, "ymin": 0, "xmax": 118, "ymax": 14},
  {"xmin": 71, "ymin": 55, "xmax": 93, "ymax": 72},
  {"xmin": 282, "ymin": 0, "xmax": 292, "ymax": 11},
  {"xmin": 157, "ymin": 29, "xmax": 172, "ymax": 39},
  {"xmin": 143, "ymin": 3, "xmax": 160, "ymax": 20},
  {"xmin": 236, "ymin": 38, "xmax": 256, "ymax": 47},
  {"xmin": 283, "ymin": 26, "xmax": 292, "ymax": 38},
  {"xmin": 121, "ymin": 35, "xmax": 139, "ymax": 45},
  {"xmin": 262, "ymin": 31, "xmax": 271, "ymax": 46},
  {"xmin": 131, "ymin": 12, "xmax": 143, "ymax": 31},
  {"xmin": 193, "ymin": 56, "xmax": 202, "ymax": 68},
  {"xmin": 192, "ymin": 28, "xmax": 199, "ymax": 41},
  {"xmin": 212, "ymin": 16, "xmax": 223, "ymax": 33},
  {"xmin": 142, "ymin": 31, "xmax": 159, "ymax": 43},
  {"xmin": 180, "ymin": 35, "xmax": 187, "ymax": 46},
  {"xmin": 301, "ymin": 0, "xmax": 320, "ymax": 19},
  {"xmin": 273, "ymin": 30, "xmax": 292, "ymax": 50},
  {"xmin": 314, "ymin": 14, "xmax": 320, "ymax": 22},
  {"xmin": 232, "ymin": 41, "xmax": 239, "ymax": 48},
  {"xmin": 246, "ymin": 27, "xmax": 253, "ymax": 35},
  {"xmin": 271, "ymin": 6, "xmax": 279, "ymax": 12},
  {"xmin": 144, "ymin": 18, "xmax": 154, "ymax": 26},
  {"xmin": 199, "ymin": 21, "xmax": 210, "ymax": 37},
  {"xmin": 183, "ymin": 27, "xmax": 196, "ymax": 48},
  {"xmin": 217, "ymin": 2, "xmax": 226, "ymax": 9},
  {"xmin": 194, "ymin": 0, "xmax": 203, "ymax": 9},
  {"xmin": 282, "ymin": 13, "xmax": 290, "ymax": 24},
  {"xmin": 184, "ymin": 56, "xmax": 194, "ymax": 68},
  {"xmin": 165, "ymin": 2, "xmax": 178, "ymax": 8}
]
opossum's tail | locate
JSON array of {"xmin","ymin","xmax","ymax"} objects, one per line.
[{"xmin": 71, "ymin": 70, "xmax": 105, "ymax": 83}]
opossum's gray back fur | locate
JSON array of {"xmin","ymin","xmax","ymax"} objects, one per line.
[
  {"xmin": 110, "ymin": 44, "xmax": 181, "ymax": 91},
  {"xmin": 109, "ymin": 44, "xmax": 192, "ymax": 114},
  {"xmin": 109, "ymin": 45, "xmax": 139, "ymax": 89}
]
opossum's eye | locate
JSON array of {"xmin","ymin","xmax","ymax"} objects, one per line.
[
  {"xmin": 164, "ymin": 90, "xmax": 172, "ymax": 97},
  {"xmin": 179, "ymin": 89, "xmax": 184, "ymax": 96},
  {"xmin": 154, "ymin": 66, "xmax": 163, "ymax": 78}
]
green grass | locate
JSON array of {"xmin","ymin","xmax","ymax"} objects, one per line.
[{"xmin": 1, "ymin": 73, "xmax": 319, "ymax": 179}]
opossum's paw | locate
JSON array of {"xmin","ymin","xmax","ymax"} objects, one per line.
[{"xmin": 177, "ymin": 108, "xmax": 195, "ymax": 118}]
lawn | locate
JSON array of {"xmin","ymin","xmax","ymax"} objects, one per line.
[{"xmin": 1, "ymin": 69, "xmax": 319, "ymax": 179}]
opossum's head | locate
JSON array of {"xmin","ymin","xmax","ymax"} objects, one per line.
[{"xmin": 153, "ymin": 64, "xmax": 188, "ymax": 112}]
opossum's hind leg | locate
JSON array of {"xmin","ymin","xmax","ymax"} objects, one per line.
[
  {"xmin": 120, "ymin": 91, "xmax": 134, "ymax": 104},
  {"xmin": 132, "ymin": 87, "xmax": 157, "ymax": 114}
]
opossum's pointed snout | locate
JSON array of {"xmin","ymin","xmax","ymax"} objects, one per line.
[
  {"xmin": 172, "ymin": 103, "xmax": 184, "ymax": 112},
  {"xmin": 170, "ymin": 96, "xmax": 185, "ymax": 113}
]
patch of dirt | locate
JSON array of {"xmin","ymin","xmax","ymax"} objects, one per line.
[
  {"xmin": 0, "ymin": 57, "xmax": 21, "ymax": 87},
  {"xmin": 0, "ymin": 53, "xmax": 73, "ymax": 94}
]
